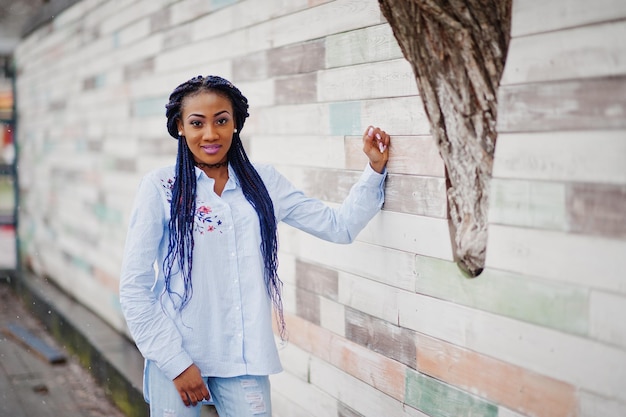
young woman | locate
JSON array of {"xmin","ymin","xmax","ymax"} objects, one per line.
[{"xmin": 119, "ymin": 75, "xmax": 390, "ymax": 417}]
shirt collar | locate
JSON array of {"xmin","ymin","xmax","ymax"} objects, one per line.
[{"xmin": 193, "ymin": 163, "xmax": 241, "ymax": 188}]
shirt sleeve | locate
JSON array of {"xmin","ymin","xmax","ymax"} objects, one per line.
[
  {"xmin": 268, "ymin": 163, "xmax": 386, "ymax": 243},
  {"xmin": 118, "ymin": 175, "xmax": 193, "ymax": 381}
]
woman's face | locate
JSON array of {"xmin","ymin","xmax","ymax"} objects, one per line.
[{"xmin": 177, "ymin": 90, "xmax": 235, "ymax": 167}]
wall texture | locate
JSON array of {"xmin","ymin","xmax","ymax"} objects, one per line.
[{"xmin": 13, "ymin": 0, "xmax": 626, "ymax": 416}]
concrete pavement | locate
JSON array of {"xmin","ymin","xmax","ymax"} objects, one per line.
[{"xmin": 0, "ymin": 279, "xmax": 127, "ymax": 417}]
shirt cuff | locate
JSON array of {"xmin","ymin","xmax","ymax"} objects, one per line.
[
  {"xmin": 159, "ymin": 350, "xmax": 194, "ymax": 380},
  {"xmin": 361, "ymin": 163, "xmax": 387, "ymax": 186}
]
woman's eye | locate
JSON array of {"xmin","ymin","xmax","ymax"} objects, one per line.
[
  {"xmin": 216, "ymin": 118, "xmax": 229, "ymax": 126},
  {"xmin": 190, "ymin": 120, "xmax": 202, "ymax": 127}
]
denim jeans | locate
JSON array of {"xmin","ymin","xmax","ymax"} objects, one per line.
[{"xmin": 146, "ymin": 360, "xmax": 272, "ymax": 417}]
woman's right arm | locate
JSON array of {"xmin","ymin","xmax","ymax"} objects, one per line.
[{"xmin": 118, "ymin": 176, "xmax": 194, "ymax": 382}]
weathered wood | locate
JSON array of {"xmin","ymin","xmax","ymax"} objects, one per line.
[
  {"xmin": 567, "ymin": 183, "xmax": 626, "ymax": 239},
  {"xmin": 511, "ymin": 0, "xmax": 626, "ymax": 37},
  {"xmin": 317, "ymin": 58, "xmax": 418, "ymax": 102},
  {"xmin": 268, "ymin": 39, "xmax": 326, "ymax": 76},
  {"xmin": 295, "ymin": 259, "xmax": 339, "ymax": 300},
  {"xmin": 345, "ymin": 135, "xmax": 446, "ymax": 177},
  {"xmin": 325, "ymin": 23, "xmax": 403, "ymax": 68},
  {"xmin": 589, "ymin": 290, "xmax": 626, "ymax": 350},
  {"xmin": 379, "ymin": 0, "xmax": 512, "ymax": 276},
  {"xmin": 497, "ymin": 76, "xmax": 626, "ymax": 132},
  {"xmin": 416, "ymin": 334, "xmax": 578, "ymax": 417},
  {"xmin": 486, "ymin": 225, "xmax": 626, "ymax": 293},
  {"xmin": 396, "ymin": 287, "xmax": 626, "ymax": 403},
  {"xmin": 309, "ymin": 356, "xmax": 418, "ymax": 417},
  {"xmin": 275, "ymin": 72, "xmax": 318, "ymax": 105},
  {"xmin": 271, "ymin": 369, "xmax": 338, "ymax": 417},
  {"xmin": 345, "ymin": 307, "xmax": 417, "ymax": 369},
  {"xmin": 492, "ymin": 131, "xmax": 626, "ymax": 185},
  {"xmin": 277, "ymin": 166, "xmax": 448, "ymax": 218},
  {"xmin": 501, "ymin": 21, "xmax": 626, "ymax": 85},
  {"xmin": 285, "ymin": 314, "xmax": 408, "ymax": 406}
]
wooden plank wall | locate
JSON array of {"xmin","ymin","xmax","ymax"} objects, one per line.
[{"xmin": 13, "ymin": 0, "xmax": 626, "ymax": 416}]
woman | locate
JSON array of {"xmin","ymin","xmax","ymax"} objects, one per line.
[{"xmin": 119, "ymin": 75, "xmax": 390, "ymax": 417}]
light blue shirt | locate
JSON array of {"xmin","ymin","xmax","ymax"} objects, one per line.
[{"xmin": 119, "ymin": 163, "xmax": 386, "ymax": 382}]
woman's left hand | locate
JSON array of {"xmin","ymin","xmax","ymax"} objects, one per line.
[{"xmin": 362, "ymin": 125, "xmax": 390, "ymax": 174}]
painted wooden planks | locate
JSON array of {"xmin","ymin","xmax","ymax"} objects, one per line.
[
  {"xmin": 502, "ymin": 20, "xmax": 626, "ymax": 85},
  {"xmin": 493, "ymin": 131, "xmax": 626, "ymax": 185},
  {"xmin": 486, "ymin": 224, "xmax": 626, "ymax": 293},
  {"xmin": 497, "ymin": 76, "xmax": 626, "ymax": 133},
  {"xmin": 511, "ymin": 0, "xmax": 626, "ymax": 37}
]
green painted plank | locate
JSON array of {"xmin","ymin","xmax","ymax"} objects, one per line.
[
  {"xmin": 329, "ymin": 101, "xmax": 361, "ymax": 135},
  {"xmin": 405, "ymin": 368, "xmax": 497, "ymax": 417},
  {"xmin": 132, "ymin": 97, "xmax": 168, "ymax": 118},
  {"xmin": 489, "ymin": 178, "xmax": 567, "ymax": 230},
  {"xmin": 414, "ymin": 256, "xmax": 589, "ymax": 336},
  {"xmin": 211, "ymin": 0, "xmax": 238, "ymax": 9}
]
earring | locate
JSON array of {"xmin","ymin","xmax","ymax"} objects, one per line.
[
  {"xmin": 178, "ymin": 131, "xmax": 183, "ymax": 136},
  {"xmin": 233, "ymin": 129, "xmax": 238, "ymax": 133}
]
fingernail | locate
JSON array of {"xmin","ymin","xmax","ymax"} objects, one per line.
[
  {"xmin": 376, "ymin": 133, "xmax": 381, "ymax": 140},
  {"xmin": 368, "ymin": 127, "xmax": 374, "ymax": 137},
  {"xmin": 378, "ymin": 142, "xmax": 384, "ymax": 153},
  {"xmin": 382, "ymin": 145, "xmax": 387, "ymax": 152}
]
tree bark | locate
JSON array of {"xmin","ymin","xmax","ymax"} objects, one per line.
[{"xmin": 379, "ymin": 0, "xmax": 512, "ymax": 276}]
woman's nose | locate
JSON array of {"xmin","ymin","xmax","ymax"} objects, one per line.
[{"xmin": 202, "ymin": 126, "xmax": 219, "ymax": 140}]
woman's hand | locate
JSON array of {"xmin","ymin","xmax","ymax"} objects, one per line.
[
  {"xmin": 362, "ymin": 126, "xmax": 390, "ymax": 174},
  {"xmin": 173, "ymin": 364, "xmax": 211, "ymax": 407}
]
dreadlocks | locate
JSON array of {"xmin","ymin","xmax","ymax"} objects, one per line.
[{"xmin": 163, "ymin": 75, "xmax": 285, "ymax": 337}]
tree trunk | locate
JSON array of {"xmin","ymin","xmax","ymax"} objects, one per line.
[{"xmin": 379, "ymin": 0, "xmax": 512, "ymax": 276}]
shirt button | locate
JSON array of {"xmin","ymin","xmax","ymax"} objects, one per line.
[{"xmin": 231, "ymin": 252, "xmax": 235, "ymax": 257}]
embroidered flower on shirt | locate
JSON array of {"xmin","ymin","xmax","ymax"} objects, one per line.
[
  {"xmin": 161, "ymin": 178, "xmax": 174, "ymax": 202},
  {"xmin": 160, "ymin": 177, "xmax": 223, "ymax": 234},
  {"xmin": 195, "ymin": 205, "xmax": 222, "ymax": 234}
]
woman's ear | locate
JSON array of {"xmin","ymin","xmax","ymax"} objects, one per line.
[{"xmin": 176, "ymin": 119, "xmax": 183, "ymax": 134}]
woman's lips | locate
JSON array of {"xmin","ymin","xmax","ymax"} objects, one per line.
[{"xmin": 201, "ymin": 145, "xmax": 220, "ymax": 155}]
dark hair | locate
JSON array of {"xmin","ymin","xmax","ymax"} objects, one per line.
[{"xmin": 164, "ymin": 75, "xmax": 285, "ymax": 337}]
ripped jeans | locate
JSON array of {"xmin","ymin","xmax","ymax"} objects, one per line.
[{"xmin": 146, "ymin": 360, "xmax": 272, "ymax": 417}]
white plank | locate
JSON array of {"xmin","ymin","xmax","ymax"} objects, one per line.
[
  {"xmin": 485, "ymin": 224, "xmax": 626, "ymax": 293},
  {"xmin": 338, "ymin": 271, "xmax": 400, "ymax": 325},
  {"xmin": 248, "ymin": 135, "xmax": 346, "ymax": 168},
  {"xmin": 317, "ymin": 59, "xmax": 417, "ymax": 102},
  {"xmin": 356, "ymin": 210, "xmax": 454, "ymax": 260},
  {"xmin": 310, "ymin": 357, "xmax": 427, "ymax": 417},
  {"xmin": 361, "ymin": 96, "xmax": 430, "ymax": 136},
  {"xmin": 497, "ymin": 407, "xmax": 527, "ymax": 417},
  {"xmin": 579, "ymin": 390, "xmax": 626, "ymax": 417},
  {"xmin": 99, "ymin": 0, "xmax": 171, "ymax": 35},
  {"xmin": 272, "ymin": 391, "xmax": 315, "ymax": 417},
  {"xmin": 511, "ymin": 0, "xmax": 626, "ymax": 37},
  {"xmin": 247, "ymin": 103, "xmax": 330, "ymax": 135},
  {"xmin": 502, "ymin": 21, "xmax": 626, "ymax": 85},
  {"xmin": 319, "ymin": 298, "xmax": 346, "ymax": 336},
  {"xmin": 589, "ymin": 290, "xmax": 626, "ymax": 349},
  {"xmin": 275, "ymin": 338, "xmax": 311, "ymax": 383},
  {"xmin": 249, "ymin": 0, "xmax": 383, "ymax": 49},
  {"xmin": 278, "ymin": 224, "xmax": 417, "ymax": 292},
  {"xmin": 325, "ymin": 23, "xmax": 403, "ymax": 68},
  {"xmin": 271, "ymin": 370, "xmax": 337, "ymax": 417},
  {"xmin": 396, "ymin": 290, "xmax": 626, "ymax": 403},
  {"xmin": 493, "ymin": 131, "xmax": 626, "ymax": 185},
  {"xmin": 488, "ymin": 179, "xmax": 568, "ymax": 230}
]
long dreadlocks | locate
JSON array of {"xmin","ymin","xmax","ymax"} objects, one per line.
[{"xmin": 163, "ymin": 75, "xmax": 285, "ymax": 337}]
